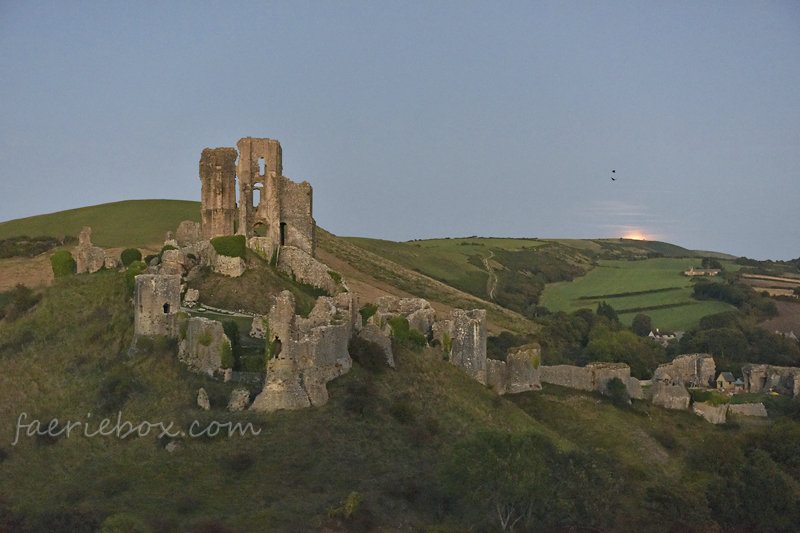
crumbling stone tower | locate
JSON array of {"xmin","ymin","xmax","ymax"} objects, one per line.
[
  {"xmin": 134, "ymin": 274, "xmax": 181, "ymax": 337},
  {"xmin": 237, "ymin": 137, "xmax": 315, "ymax": 256},
  {"xmin": 199, "ymin": 148, "xmax": 238, "ymax": 240}
]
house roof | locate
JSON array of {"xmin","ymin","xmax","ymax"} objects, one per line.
[{"xmin": 718, "ymin": 372, "xmax": 735, "ymax": 382}]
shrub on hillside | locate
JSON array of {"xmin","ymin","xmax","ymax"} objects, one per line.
[
  {"xmin": 210, "ymin": 235, "xmax": 246, "ymax": 259},
  {"xmin": 358, "ymin": 304, "xmax": 378, "ymax": 324},
  {"xmin": 388, "ymin": 316, "xmax": 427, "ymax": 349},
  {"xmin": 2, "ymin": 284, "xmax": 41, "ymax": 322},
  {"xmin": 124, "ymin": 260, "xmax": 147, "ymax": 294},
  {"xmin": 120, "ymin": 248, "xmax": 142, "ymax": 267},
  {"xmin": 50, "ymin": 250, "xmax": 76, "ymax": 278}
]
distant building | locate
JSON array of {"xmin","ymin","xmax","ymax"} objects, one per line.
[
  {"xmin": 716, "ymin": 372, "xmax": 735, "ymax": 391},
  {"xmin": 684, "ymin": 267, "xmax": 720, "ymax": 277},
  {"xmin": 648, "ymin": 329, "xmax": 684, "ymax": 347}
]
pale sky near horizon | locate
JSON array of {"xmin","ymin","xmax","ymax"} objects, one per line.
[{"xmin": 1, "ymin": 1, "xmax": 798, "ymax": 260}]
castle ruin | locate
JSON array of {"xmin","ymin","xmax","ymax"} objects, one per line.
[{"xmin": 200, "ymin": 137, "xmax": 315, "ymax": 259}]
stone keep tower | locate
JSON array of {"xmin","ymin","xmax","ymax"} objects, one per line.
[
  {"xmin": 199, "ymin": 147, "xmax": 238, "ymax": 240},
  {"xmin": 236, "ymin": 137, "xmax": 315, "ymax": 257}
]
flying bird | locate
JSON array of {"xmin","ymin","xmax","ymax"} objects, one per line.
[{"xmin": 611, "ymin": 170, "xmax": 616, "ymax": 181}]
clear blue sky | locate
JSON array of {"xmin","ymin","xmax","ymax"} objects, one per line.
[{"xmin": 1, "ymin": 1, "xmax": 798, "ymax": 260}]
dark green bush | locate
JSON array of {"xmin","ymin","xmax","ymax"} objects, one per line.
[
  {"xmin": 359, "ymin": 304, "xmax": 378, "ymax": 324},
  {"xmin": 143, "ymin": 254, "xmax": 157, "ymax": 265},
  {"xmin": 210, "ymin": 235, "xmax": 247, "ymax": 259},
  {"xmin": 388, "ymin": 316, "xmax": 427, "ymax": 349},
  {"xmin": 328, "ymin": 270, "xmax": 342, "ymax": 284},
  {"xmin": 124, "ymin": 260, "xmax": 147, "ymax": 294},
  {"xmin": 50, "ymin": 250, "xmax": 76, "ymax": 278},
  {"xmin": 120, "ymin": 248, "xmax": 142, "ymax": 267}
]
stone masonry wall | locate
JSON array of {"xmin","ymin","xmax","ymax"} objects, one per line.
[
  {"xmin": 199, "ymin": 148, "xmax": 238, "ymax": 240},
  {"xmin": 742, "ymin": 364, "xmax": 800, "ymax": 396},
  {"xmin": 134, "ymin": 274, "xmax": 181, "ymax": 337},
  {"xmin": 179, "ymin": 317, "xmax": 231, "ymax": 376},
  {"xmin": 277, "ymin": 246, "xmax": 338, "ymax": 294},
  {"xmin": 653, "ymin": 353, "xmax": 716, "ymax": 388}
]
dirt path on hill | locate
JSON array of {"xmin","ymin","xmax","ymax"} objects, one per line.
[{"xmin": 482, "ymin": 250, "xmax": 498, "ymax": 300}]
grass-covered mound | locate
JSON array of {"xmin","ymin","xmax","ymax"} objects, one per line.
[
  {"xmin": 0, "ymin": 200, "xmax": 201, "ymax": 248},
  {"xmin": 187, "ymin": 249, "xmax": 327, "ymax": 316}
]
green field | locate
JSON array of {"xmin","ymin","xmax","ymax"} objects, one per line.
[
  {"xmin": 0, "ymin": 200, "xmax": 201, "ymax": 248},
  {"xmin": 541, "ymin": 258, "xmax": 737, "ymax": 330}
]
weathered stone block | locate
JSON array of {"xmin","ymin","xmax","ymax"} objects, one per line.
[
  {"xmin": 277, "ymin": 246, "xmax": 338, "ymax": 294},
  {"xmin": 214, "ymin": 255, "xmax": 246, "ymax": 277},
  {"xmin": 653, "ymin": 353, "xmax": 716, "ymax": 388},
  {"xmin": 227, "ymin": 388, "xmax": 251, "ymax": 411},
  {"xmin": 506, "ymin": 347, "xmax": 542, "ymax": 394},
  {"xmin": 176, "ymin": 220, "xmax": 202, "ymax": 246},
  {"xmin": 693, "ymin": 402, "xmax": 728, "ymax": 424},
  {"xmin": 648, "ymin": 382, "xmax": 691, "ymax": 410},
  {"xmin": 197, "ymin": 388, "xmax": 210, "ymax": 410},
  {"xmin": 627, "ymin": 377, "xmax": 644, "ymax": 400},
  {"xmin": 184, "ymin": 288, "xmax": 199, "ymax": 308},
  {"xmin": 73, "ymin": 226, "xmax": 107, "ymax": 274},
  {"xmin": 178, "ymin": 317, "xmax": 230, "ymax": 375},
  {"xmin": 358, "ymin": 323, "xmax": 394, "ymax": 368},
  {"xmin": 728, "ymin": 403, "xmax": 768, "ymax": 417}
]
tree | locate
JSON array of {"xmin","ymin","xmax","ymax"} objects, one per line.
[
  {"xmin": 444, "ymin": 431, "xmax": 555, "ymax": 531},
  {"xmin": 631, "ymin": 313, "xmax": 653, "ymax": 337},
  {"xmin": 596, "ymin": 301, "xmax": 619, "ymax": 323}
]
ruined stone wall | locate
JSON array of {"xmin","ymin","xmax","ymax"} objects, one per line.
[
  {"xmin": 647, "ymin": 382, "xmax": 690, "ymax": 410},
  {"xmin": 236, "ymin": 137, "xmax": 282, "ymax": 243},
  {"xmin": 742, "ymin": 364, "xmax": 800, "ymax": 396},
  {"xmin": 540, "ymin": 365, "xmax": 595, "ymax": 391},
  {"xmin": 540, "ymin": 362, "xmax": 635, "ymax": 396},
  {"xmin": 134, "ymin": 274, "xmax": 181, "ymax": 337},
  {"xmin": 449, "ymin": 309, "xmax": 488, "ymax": 385},
  {"xmin": 199, "ymin": 148, "xmax": 238, "ymax": 239},
  {"xmin": 178, "ymin": 317, "xmax": 231, "ymax": 376},
  {"xmin": 73, "ymin": 227, "xmax": 106, "ymax": 274},
  {"xmin": 278, "ymin": 176, "xmax": 315, "ymax": 256},
  {"xmin": 251, "ymin": 290, "xmax": 353, "ymax": 412},
  {"xmin": 653, "ymin": 353, "xmax": 716, "ymax": 388},
  {"xmin": 277, "ymin": 246, "xmax": 338, "ymax": 294},
  {"xmin": 693, "ymin": 402, "xmax": 728, "ymax": 424},
  {"xmin": 234, "ymin": 137, "xmax": 315, "ymax": 257},
  {"xmin": 728, "ymin": 403, "xmax": 768, "ymax": 417}
]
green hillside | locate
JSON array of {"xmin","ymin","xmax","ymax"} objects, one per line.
[
  {"xmin": 2, "ymin": 270, "xmax": 798, "ymax": 531},
  {"xmin": 541, "ymin": 258, "xmax": 739, "ymax": 330},
  {"xmin": 349, "ymin": 236, "xmax": 738, "ymax": 331},
  {"xmin": 0, "ymin": 200, "xmax": 201, "ymax": 248}
]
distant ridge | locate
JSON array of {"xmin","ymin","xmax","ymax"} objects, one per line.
[{"xmin": 0, "ymin": 199, "xmax": 201, "ymax": 248}]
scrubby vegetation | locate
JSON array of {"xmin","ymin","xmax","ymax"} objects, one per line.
[
  {"xmin": 0, "ymin": 235, "xmax": 75, "ymax": 259},
  {"xmin": 210, "ymin": 235, "xmax": 247, "ymax": 259},
  {"xmin": 49, "ymin": 250, "xmax": 76, "ymax": 278},
  {"xmin": 2, "ymin": 258, "xmax": 800, "ymax": 531}
]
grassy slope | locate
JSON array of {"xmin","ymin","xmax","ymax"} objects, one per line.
[
  {"xmin": 320, "ymin": 230, "xmax": 538, "ymax": 335},
  {"xmin": 0, "ymin": 200, "xmax": 201, "ymax": 248},
  {"xmin": 0, "ymin": 271, "xmax": 753, "ymax": 531},
  {"xmin": 541, "ymin": 258, "xmax": 739, "ymax": 330}
]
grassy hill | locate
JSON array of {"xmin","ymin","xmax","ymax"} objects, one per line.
[
  {"xmin": 0, "ymin": 200, "xmax": 201, "ymax": 248},
  {"xmin": 2, "ymin": 271, "xmax": 797, "ymax": 531},
  {"xmin": 1, "ymin": 202, "xmax": 799, "ymax": 531},
  {"xmin": 541, "ymin": 258, "xmax": 740, "ymax": 330}
]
